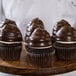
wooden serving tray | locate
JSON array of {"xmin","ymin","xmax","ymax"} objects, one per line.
[{"xmin": 0, "ymin": 43, "xmax": 76, "ymax": 75}]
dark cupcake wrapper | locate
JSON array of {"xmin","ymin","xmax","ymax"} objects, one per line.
[
  {"xmin": 53, "ymin": 42, "xmax": 76, "ymax": 60},
  {"xmin": 0, "ymin": 42, "xmax": 22, "ymax": 61},
  {"xmin": 52, "ymin": 36, "xmax": 56, "ymax": 44},
  {"xmin": 26, "ymin": 46, "xmax": 55, "ymax": 68},
  {"xmin": 26, "ymin": 45, "xmax": 54, "ymax": 53}
]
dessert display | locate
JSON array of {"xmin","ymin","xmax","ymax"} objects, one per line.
[
  {"xmin": 0, "ymin": 19, "xmax": 23, "ymax": 61},
  {"xmin": 53, "ymin": 25, "xmax": 76, "ymax": 60},
  {"xmin": 52, "ymin": 19, "xmax": 71, "ymax": 43},
  {"xmin": 0, "ymin": 17, "xmax": 76, "ymax": 75},
  {"xmin": 25, "ymin": 18, "xmax": 44, "ymax": 43},
  {"xmin": 26, "ymin": 28, "xmax": 55, "ymax": 68}
]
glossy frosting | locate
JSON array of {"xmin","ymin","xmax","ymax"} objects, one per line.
[
  {"xmin": 52, "ymin": 19, "xmax": 71, "ymax": 36},
  {"xmin": 26, "ymin": 18, "xmax": 44, "ymax": 36},
  {"xmin": 56, "ymin": 26, "xmax": 76, "ymax": 42},
  {"xmin": 28, "ymin": 28, "xmax": 52, "ymax": 47},
  {"xmin": 0, "ymin": 19, "xmax": 22, "ymax": 42},
  {"xmin": 25, "ymin": 18, "xmax": 44, "ymax": 42}
]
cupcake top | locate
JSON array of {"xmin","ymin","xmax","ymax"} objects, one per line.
[
  {"xmin": 56, "ymin": 25, "xmax": 76, "ymax": 43},
  {"xmin": 28, "ymin": 28, "xmax": 52, "ymax": 48},
  {"xmin": 0, "ymin": 19, "xmax": 22, "ymax": 42},
  {"xmin": 26, "ymin": 18, "xmax": 44, "ymax": 37},
  {"xmin": 3, "ymin": 19, "xmax": 17, "ymax": 27},
  {"xmin": 52, "ymin": 19, "xmax": 71, "ymax": 36}
]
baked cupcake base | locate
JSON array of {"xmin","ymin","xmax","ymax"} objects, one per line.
[
  {"xmin": 53, "ymin": 42, "xmax": 76, "ymax": 60},
  {"xmin": 0, "ymin": 42, "xmax": 22, "ymax": 61},
  {"xmin": 26, "ymin": 46, "xmax": 55, "ymax": 68}
]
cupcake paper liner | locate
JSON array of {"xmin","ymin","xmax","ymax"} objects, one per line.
[
  {"xmin": 26, "ymin": 46, "xmax": 55, "ymax": 68},
  {"xmin": 52, "ymin": 36, "xmax": 56, "ymax": 44},
  {"xmin": 53, "ymin": 42, "xmax": 76, "ymax": 60},
  {"xmin": 0, "ymin": 42, "xmax": 22, "ymax": 61}
]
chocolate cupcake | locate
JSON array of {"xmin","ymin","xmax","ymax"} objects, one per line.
[
  {"xmin": 0, "ymin": 19, "xmax": 22, "ymax": 61},
  {"xmin": 53, "ymin": 25, "xmax": 76, "ymax": 60},
  {"xmin": 26, "ymin": 28, "xmax": 55, "ymax": 67},
  {"xmin": 52, "ymin": 19, "xmax": 71, "ymax": 43},
  {"xmin": 25, "ymin": 18, "xmax": 44, "ymax": 43}
]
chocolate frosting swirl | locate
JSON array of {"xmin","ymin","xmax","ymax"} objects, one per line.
[
  {"xmin": 25, "ymin": 18, "xmax": 44, "ymax": 42},
  {"xmin": 0, "ymin": 19, "xmax": 22, "ymax": 42},
  {"xmin": 28, "ymin": 28, "xmax": 52, "ymax": 47},
  {"xmin": 53, "ymin": 19, "xmax": 71, "ymax": 36},
  {"xmin": 26, "ymin": 18, "xmax": 44, "ymax": 36},
  {"xmin": 56, "ymin": 26, "xmax": 76, "ymax": 41}
]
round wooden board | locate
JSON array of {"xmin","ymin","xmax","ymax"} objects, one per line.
[{"xmin": 0, "ymin": 44, "xmax": 76, "ymax": 75}]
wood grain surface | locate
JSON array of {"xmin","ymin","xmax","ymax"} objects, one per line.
[{"xmin": 0, "ymin": 43, "xmax": 75, "ymax": 75}]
